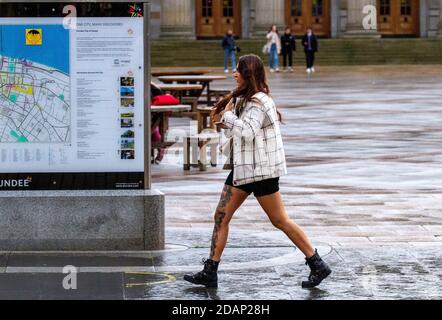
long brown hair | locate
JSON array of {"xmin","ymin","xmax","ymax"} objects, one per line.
[
  {"xmin": 214, "ymin": 54, "xmax": 282, "ymax": 121},
  {"xmin": 269, "ymin": 24, "xmax": 279, "ymax": 34}
]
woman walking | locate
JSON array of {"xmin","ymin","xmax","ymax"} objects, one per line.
[
  {"xmin": 184, "ymin": 54, "xmax": 332, "ymax": 289},
  {"xmin": 265, "ymin": 25, "xmax": 281, "ymax": 73}
]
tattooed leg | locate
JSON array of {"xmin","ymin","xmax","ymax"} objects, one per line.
[
  {"xmin": 209, "ymin": 210, "xmax": 226, "ymax": 260},
  {"xmin": 209, "ymin": 185, "xmax": 249, "ymax": 261}
]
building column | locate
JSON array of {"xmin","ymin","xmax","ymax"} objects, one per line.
[
  {"xmin": 160, "ymin": 0, "xmax": 195, "ymax": 39},
  {"xmin": 344, "ymin": 0, "xmax": 380, "ymax": 37},
  {"xmin": 420, "ymin": 0, "xmax": 440, "ymax": 38},
  {"xmin": 150, "ymin": 0, "xmax": 162, "ymax": 39},
  {"xmin": 242, "ymin": 0, "xmax": 252, "ymax": 38},
  {"xmin": 425, "ymin": 0, "xmax": 440, "ymax": 37},
  {"xmin": 252, "ymin": 0, "xmax": 285, "ymax": 37},
  {"xmin": 439, "ymin": 0, "xmax": 442, "ymax": 36},
  {"xmin": 330, "ymin": 0, "xmax": 341, "ymax": 38}
]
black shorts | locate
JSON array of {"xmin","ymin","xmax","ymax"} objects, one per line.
[{"xmin": 225, "ymin": 171, "xmax": 280, "ymax": 197}]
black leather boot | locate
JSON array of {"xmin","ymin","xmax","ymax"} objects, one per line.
[
  {"xmin": 302, "ymin": 249, "xmax": 332, "ymax": 289},
  {"xmin": 184, "ymin": 259, "xmax": 219, "ymax": 288}
]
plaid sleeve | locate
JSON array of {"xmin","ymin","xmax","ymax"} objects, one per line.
[
  {"xmin": 221, "ymin": 111, "xmax": 236, "ymax": 129},
  {"xmin": 223, "ymin": 128, "xmax": 233, "ymax": 138},
  {"xmin": 221, "ymin": 105, "xmax": 266, "ymax": 142}
]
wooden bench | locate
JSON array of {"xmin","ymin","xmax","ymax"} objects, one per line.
[
  {"xmin": 196, "ymin": 106, "xmax": 216, "ymax": 133},
  {"xmin": 151, "ymin": 104, "xmax": 192, "ymax": 113},
  {"xmin": 158, "ymin": 75, "xmax": 227, "ymax": 106},
  {"xmin": 152, "ymin": 69, "xmax": 211, "ymax": 77},
  {"xmin": 151, "ymin": 104, "xmax": 191, "ymax": 138},
  {"xmin": 151, "ymin": 141, "xmax": 175, "ymax": 149},
  {"xmin": 163, "ymin": 97, "xmax": 203, "ymax": 121},
  {"xmin": 181, "ymin": 96, "xmax": 199, "ymax": 109},
  {"xmin": 151, "ymin": 104, "xmax": 192, "ymax": 164},
  {"xmin": 183, "ymin": 132, "xmax": 220, "ymax": 171},
  {"xmin": 203, "ymin": 89, "xmax": 231, "ymax": 105}
]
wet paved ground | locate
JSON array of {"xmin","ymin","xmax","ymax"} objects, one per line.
[
  {"xmin": 1, "ymin": 66, "xmax": 441, "ymax": 299},
  {"xmin": 152, "ymin": 66, "xmax": 442, "ymax": 299}
]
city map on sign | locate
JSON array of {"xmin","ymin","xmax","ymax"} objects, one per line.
[{"xmin": 0, "ymin": 24, "xmax": 70, "ymax": 143}]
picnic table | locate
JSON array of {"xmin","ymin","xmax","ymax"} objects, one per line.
[
  {"xmin": 151, "ymin": 104, "xmax": 191, "ymax": 145},
  {"xmin": 152, "ymin": 69, "xmax": 211, "ymax": 77},
  {"xmin": 157, "ymin": 75, "xmax": 227, "ymax": 106},
  {"xmin": 156, "ymin": 83, "xmax": 205, "ymax": 117},
  {"xmin": 151, "ymin": 105, "xmax": 191, "ymax": 113},
  {"xmin": 157, "ymin": 83, "xmax": 204, "ymax": 101},
  {"xmin": 157, "ymin": 84, "xmax": 203, "ymax": 92}
]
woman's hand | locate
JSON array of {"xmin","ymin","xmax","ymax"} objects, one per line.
[{"xmin": 215, "ymin": 122, "xmax": 228, "ymax": 129}]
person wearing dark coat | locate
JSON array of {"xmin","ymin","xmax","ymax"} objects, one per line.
[
  {"xmin": 222, "ymin": 29, "xmax": 237, "ymax": 73},
  {"xmin": 281, "ymin": 27, "xmax": 296, "ymax": 72},
  {"xmin": 302, "ymin": 27, "xmax": 318, "ymax": 73}
]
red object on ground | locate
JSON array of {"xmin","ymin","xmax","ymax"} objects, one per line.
[{"xmin": 152, "ymin": 94, "xmax": 180, "ymax": 106}]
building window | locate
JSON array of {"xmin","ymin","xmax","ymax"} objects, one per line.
[
  {"xmin": 312, "ymin": 0, "xmax": 323, "ymax": 17},
  {"xmin": 380, "ymin": 0, "xmax": 391, "ymax": 16},
  {"xmin": 290, "ymin": 0, "xmax": 302, "ymax": 17},
  {"xmin": 223, "ymin": 0, "xmax": 233, "ymax": 17},
  {"xmin": 400, "ymin": 0, "xmax": 412, "ymax": 15},
  {"xmin": 202, "ymin": 0, "xmax": 213, "ymax": 17}
]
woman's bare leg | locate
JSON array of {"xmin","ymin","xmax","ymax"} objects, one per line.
[
  {"xmin": 257, "ymin": 192, "xmax": 315, "ymax": 258},
  {"xmin": 210, "ymin": 185, "xmax": 249, "ymax": 262}
]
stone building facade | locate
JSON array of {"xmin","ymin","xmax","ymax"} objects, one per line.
[{"xmin": 150, "ymin": 0, "xmax": 442, "ymax": 39}]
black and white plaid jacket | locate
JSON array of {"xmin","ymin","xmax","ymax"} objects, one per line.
[{"xmin": 221, "ymin": 92, "xmax": 287, "ymax": 186}]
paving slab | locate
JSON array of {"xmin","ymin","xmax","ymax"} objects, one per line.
[
  {"xmin": 0, "ymin": 273, "xmax": 124, "ymax": 300},
  {"xmin": 0, "ymin": 254, "xmax": 7, "ymax": 268},
  {"xmin": 6, "ymin": 254, "xmax": 154, "ymax": 268}
]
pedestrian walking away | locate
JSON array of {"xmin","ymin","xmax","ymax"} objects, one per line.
[
  {"xmin": 264, "ymin": 25, "xmax": 281, "ymax": 73},
  {"xmin": 281, "ymin": 26, "xmax": 296, "ymax": 72},
  {"xmin": 184, "ymin": 54, "xmax": 332, "ymax": 289},
  {"xmin": 222, "ymin": 29, "xmax": 237, "ymax": 74},
  {"xmin": 302, "ymin": 27, "xmax": 318, "ymax": 73}
]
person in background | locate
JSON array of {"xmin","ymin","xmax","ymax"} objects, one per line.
[
  {"xmin": 222, "ymin": 29, "xmax": 237, "ymax": 74},
  {"xmin": 281, "ymin": 26, "xmax": 296, "ymax": 72},
  {"xmin": 150, "ymin": 82, "xmax": 164, "ymax": 164},
  {"xmin": 151, "ymin": 82, "xmax": 163, "ymax": 99},
  {"xmin": 266, "ymin": 24, "xmax": 281, "ymax": 73},
  {"xmin": 302, "ymin": 27, "xmax": 318, "ymax": 73}
]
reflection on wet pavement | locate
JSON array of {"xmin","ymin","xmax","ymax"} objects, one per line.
[{"xmin": 0, "ymin": 227, "xmax": 440, "ymax": 299}]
